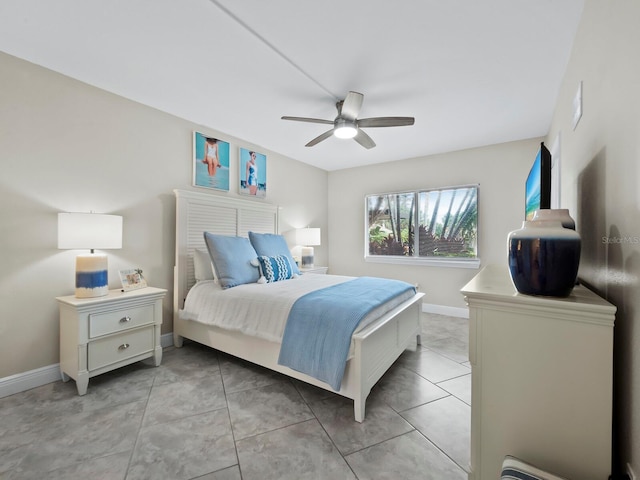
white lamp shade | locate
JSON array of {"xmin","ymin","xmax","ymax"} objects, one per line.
[
  {"xmin": 293, "ymin": 227, "xmax": 321, "ymax": 247},
  {"xmin": 58, "ymin": 213, "xmax": 123, "ymax": 250}
]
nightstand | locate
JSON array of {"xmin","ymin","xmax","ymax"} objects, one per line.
[
  {"xmin": 300, "ymin": 266, "xmax": 328, "ymax": 274},
  {"xmin": 57, "ymin": 287, "xmax": 167, "ymax": 395}
]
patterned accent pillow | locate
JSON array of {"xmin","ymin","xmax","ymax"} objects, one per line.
[{"xmin": 257, "ymin": 255, "xmax": 294, "ymax": 283}]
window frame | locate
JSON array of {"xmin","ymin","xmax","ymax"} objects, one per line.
[{"xmin": 364, "ymin": 185, "xmax": 481, "ymax": 269}]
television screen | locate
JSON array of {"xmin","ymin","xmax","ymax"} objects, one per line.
[{"xmin": 525, "ymin": 142, "xmax": 552, "ymax": 220}]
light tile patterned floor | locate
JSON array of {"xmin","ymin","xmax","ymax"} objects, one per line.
[{"xmin": 0, "ymin": 314, "xmax": 470, "ymax": 479}]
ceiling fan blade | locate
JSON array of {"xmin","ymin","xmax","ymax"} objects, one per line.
[
  {"xmin": 281, "ymin": 116, "xmax": 334, "ymax": 125},
  {"xmin": 340, "ymin": 91, "xmax": 364, "ymax": 120},
  {"xmin": 305, "ymin": 128, "xmax": 335, "ymax": 147},
  {"xmin": 354, "ymin": 129, "xmax": 376, "ymax": 149},
  {"xmin": 357, "ymin": 117, "xmax": 415, "ymax": 128}
]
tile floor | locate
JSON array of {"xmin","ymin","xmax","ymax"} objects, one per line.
[{"xmin": 0, "ymin": 314, "xmax": 470, "ymax": 480}]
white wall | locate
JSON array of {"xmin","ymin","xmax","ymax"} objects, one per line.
[
  {"xmin": 0, "ymin": 52, "xmax": 328, "ymax": 379},
  {"xmin": 327, "ymin": 138, "xmax": 542, "ymax": 309},
  {"xmin": 546, "ymin": 0, "xmax": 640, "ymax": 476}
]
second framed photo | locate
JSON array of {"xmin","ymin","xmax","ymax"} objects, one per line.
[
  {"xmin": 239, "ymin": 147, "xmax": 267, "ymax": 197},
  {"xmin": 193, "ymin": 131, "xmax": 230, "ymax": 191}
]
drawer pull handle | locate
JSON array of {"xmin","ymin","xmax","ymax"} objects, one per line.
[
  {"xmin": 118, "ymin": 343, "xmax": 130, "ymax": 351},
  {"xmin": 120, "ymin": 316, "xmax": 132, "ymax": 323}
]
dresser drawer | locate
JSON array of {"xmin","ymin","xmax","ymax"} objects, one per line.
[
  {"xmin": 88, "ymin": 326, "xmax": 154, "ymax": 371},
  {"xmin": 89, "ymin": 304, "xmax": 154, "ymax": 338}
]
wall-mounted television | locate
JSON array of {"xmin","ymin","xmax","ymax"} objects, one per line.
[{"xmin": 525, "ymin": 142, "xmax": 552, "ymax": 220}]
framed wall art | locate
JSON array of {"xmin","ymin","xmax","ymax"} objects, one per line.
[
  {"xmin": 239, "ymin": 147, "xmax": 266, "ymax": 197},
  {"xmin": 193, "ymin": 131, "xmax": 230, "ymax": 191}
]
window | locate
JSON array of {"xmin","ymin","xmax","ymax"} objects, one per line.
[{"xmin": 365, "ymin": 185, "xmax": 479, "ymax": 268}]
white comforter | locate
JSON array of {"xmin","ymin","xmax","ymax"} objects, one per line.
[{"xmin": 180, "ymin": 274, "xmax": 414, "ymax": 344}]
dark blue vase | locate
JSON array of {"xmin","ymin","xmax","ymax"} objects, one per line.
[{"xmin": 508, "ymin": 220, "xmax": 581, "ymax": 297}]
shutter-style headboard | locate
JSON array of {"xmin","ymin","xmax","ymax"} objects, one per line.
[{"xmin": 173, "ymin": 189, "xmax": 279, "ymax": 322}]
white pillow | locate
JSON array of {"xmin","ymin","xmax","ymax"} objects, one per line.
[{"xmin": 194, "ymin": 248, "xmax": 215, "ymax": 282}]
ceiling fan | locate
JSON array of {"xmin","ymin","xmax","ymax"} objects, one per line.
[{"xmin": 281, "ymin": 91, "xmax": 415, "ymax": 149}]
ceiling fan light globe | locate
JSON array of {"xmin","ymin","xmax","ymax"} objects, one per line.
[
  {"xmin": 334, "ymin": 118, "xmax": 358, "ymax": 139},
  {"xmin": 334, "ymin": 126, "xmax": 357, "ymax": 139}
]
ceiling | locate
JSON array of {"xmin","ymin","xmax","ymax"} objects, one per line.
[{"xmin": 0, "ymin": 0, "xmax": 584, "ymax": 171}]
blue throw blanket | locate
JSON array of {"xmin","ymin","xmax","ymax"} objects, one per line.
[{"xmin": 277, "ymin": 277, "xmax": 416, "ymax": 390}]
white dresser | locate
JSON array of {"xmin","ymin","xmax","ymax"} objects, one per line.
[
  {"xmin": 461, "ymin": 265, "xmax": 615, "ymax": 480},
  {"xmin": 57, "ymin": 287, "xmax": 167, "ymax": 395}
]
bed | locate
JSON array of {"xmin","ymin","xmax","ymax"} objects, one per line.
[{"xmin": 172, "ymin": 189, "xmax": 424, "ymax": 422}]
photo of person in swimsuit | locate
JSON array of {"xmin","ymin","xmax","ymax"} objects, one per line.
[
  {"xmin": 194, "ymin": 132, "xmax": 230, "ymax": 191},
  {"xmin": 203, "ymin": 137, "xmax": 221, "ymax": 176},
  {"xmin": 239, "ymin": 147, "xmax": 266, "ymax": 197},
  {"xmin": 246, "ymin": 151, "xmax": 258, "ymax": 195}
]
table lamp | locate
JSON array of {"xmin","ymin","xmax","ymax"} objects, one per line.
[
  {"xmin": 293, "ymin": 227, "xmax": 321, "ymax": 268},
  {"xmin": 58, "ymin": 212, "xmax": 123, "ymax": 298}
]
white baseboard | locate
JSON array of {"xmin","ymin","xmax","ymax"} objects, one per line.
[
  {"xmin": 0, "ymin": 363, "xmax": 61, "ymax": 399},
  {"xmin": 1, "ymin": 333, "xmax": 176, "ymax": 399},
  {"xmin": 422, "ymin": 303, "xmax": 469, "ymax": 318}
]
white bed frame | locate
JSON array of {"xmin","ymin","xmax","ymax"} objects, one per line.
[{"xmin": 172, "ymin": 189, "xmax": 424, "ymax": 422}]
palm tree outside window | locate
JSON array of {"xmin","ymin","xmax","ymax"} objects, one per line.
[{"xmin": 366, "ymin": 185, "xmax": 478, "ymax": 263}]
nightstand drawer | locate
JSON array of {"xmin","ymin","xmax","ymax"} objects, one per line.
[
  {"xmin": 89, "ymin": 304, "xmax": 154, "ymax": 338},
  {"xmin": 88, "ymin": 326, "xmax": 154, "ymax": 371}
]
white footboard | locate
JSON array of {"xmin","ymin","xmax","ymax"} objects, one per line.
[{"xmin": 348, "ymin": 292, "xmax": 424, "ymax": 421}]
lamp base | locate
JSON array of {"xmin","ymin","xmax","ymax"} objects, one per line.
[
  {"xmin": 75, "ymin": 254, "xmax": 109, "ymax": 298},
  {"xmin": 301, "ymin": 246, "xmax": 315, "ymax": 269}
]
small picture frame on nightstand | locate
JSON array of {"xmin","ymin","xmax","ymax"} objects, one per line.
[{"xmin": 119, "ymin": 268, "xmax": 148, "ymax": 291}]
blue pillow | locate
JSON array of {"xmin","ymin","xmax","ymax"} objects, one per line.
[
  {"xmin": 203, "ymin": 233, "xmax": 260, "ymax": 288},
  {"xmin": 248, "ymin": 232, "xmax": 300, "ymax": 275},
  {"xmin": 257, "ymin": 255, "xmax": 294, "ymax": 283}
]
